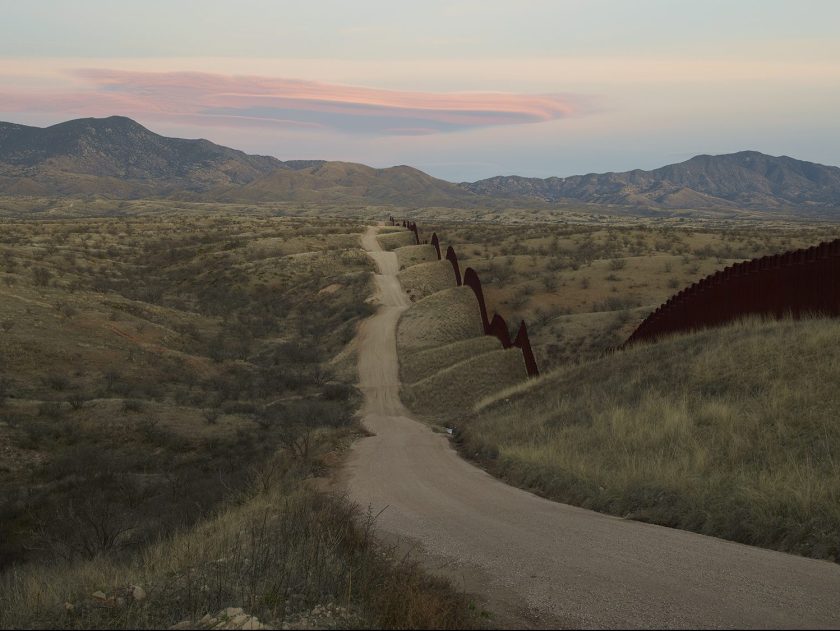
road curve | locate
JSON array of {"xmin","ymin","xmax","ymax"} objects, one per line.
[{"xmin": 343, "ymin": 225, "xmax": 840, "ymax": 629}]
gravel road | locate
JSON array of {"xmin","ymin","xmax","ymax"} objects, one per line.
[{"xmin": 342, "ymin": 225, "xmax": 840, "ymax": 629}]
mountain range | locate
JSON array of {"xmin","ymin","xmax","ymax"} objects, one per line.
[
  {"xmin": 464, "ymin": 152, "xmax": 840, "ymax": 212},
  {"xmin": 2, "ymin": 116, "xmax": 840, "ymax": 215}
]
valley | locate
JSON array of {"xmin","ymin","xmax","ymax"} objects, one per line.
[{"xmin": 2, "ymin": 118, "xmax": 840, "ymax": 629}]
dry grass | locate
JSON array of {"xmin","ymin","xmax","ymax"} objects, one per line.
[
  {"xmin": 400, "ymin": 336, "xmax": 502, "ymax": 385},
  {"xmin": 0, "ymin": 209, "xmax": 477, "ymax": 628},
  {"xmin": 376, "ymin": 231, "xmax": 416, "ymax": 251},
  {"xmin": 0, "ymin": 483, "xmax": 475, "ymax": 629},
  {"xmin": 0, "ymin": 213, "xmax": 373, "ymax": 560},
  {"xmin": 395, "ymin": 244, "xmax": 438, "ymax": 269},
  {"xmin": 403, "ymin": 348, "xmax": 527, "ymax": 422},
  {"xmin": 388, "ymin": 218, "xmax": 840, "ymax": 561},
  {"xmin": 398, "ymin": 260, "xmax": 457, "ymax": 302},
  {"xmin": 459, "ymin": 317, "xmax": 840, "ymax": 560},
  {"xmin": 396, "ymin": 287, "xmax": 484, "ymax": 353},
  {"xmin": 416, "ymin": 220, "xmax": 840, "ymax": 371}
]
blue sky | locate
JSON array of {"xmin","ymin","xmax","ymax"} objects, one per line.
[{"xmin": 1, "ymin": 1, "xmax": 839, "ymax": 180}]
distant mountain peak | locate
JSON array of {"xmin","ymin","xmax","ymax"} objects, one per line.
[
  {"xmin": 463, "ymin": 151, "xmax": 840, "ymax": 213},
  {"xmin": 0, "ymin": 115, "xmax": 284, "ymax": 194},
  {"xmin": 0, "ymin": 115, "xmax": 480, "ymax": 206}
]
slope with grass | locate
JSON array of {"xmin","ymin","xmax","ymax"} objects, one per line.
[
  {"xmin": 396, "ymin": 286, "xmax": 485, "ymax": 353},
  {"xmin": 464, "ymin": 316, "xmax": 840, "ymax": 560},
  {"xmin": 394, "ymin": 243, "xmax": 438, "ymax": 269},
  {"xmin": 345, "ymin": 224, "xmax": 840, "ymax": 629},
  {"xmin": 398, "ymin": 260, "xmax": 457, "ymax": 302},
  {"xmin": 376, "ymin": 230, "xmax": 417, "ymax": 251},
  {"xmin": 402, "ymin": 347, "xmax": 527, "ymax": 420},
  {"xmin": 399, "ymin": 335, "xmax": 502, "ymax": 385},
  {"xmin": 0, "ymin": 212, "xmax": 475, "ymax": 629}
]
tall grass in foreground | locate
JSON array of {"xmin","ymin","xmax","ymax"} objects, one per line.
[
  {"xmin": 0, "ymin": 480, "xmax": 475, "ymax": 629},
  {"xmin": 460, "ymin": 317, "xmax": 840, "ymax": 560}
]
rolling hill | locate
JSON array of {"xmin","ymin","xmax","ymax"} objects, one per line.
[
  {"xmin": 2, "ymin": 116, "xmax": 840, "ymax": 214},
  {"xmin": 218, "ymin": 161, "xmax": 481, "ymax": 206},
  {"xmin": 0, "ymin": 116, "xmax": 484, "ymax": 206}
]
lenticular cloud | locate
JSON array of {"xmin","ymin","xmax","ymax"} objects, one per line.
[{"xmin": 10, "ymin": 69, "xmax": 588, "ymax": 136}]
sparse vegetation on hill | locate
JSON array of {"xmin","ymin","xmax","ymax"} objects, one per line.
[
  {"xmin": 403, "ymin": 347, "xmax": 526, "ymax": 421},
  {"xmin": 398, "ymin": 260, "xmax": 457, "ymax": 302},
  {"xmin": 376, "ymin": 230, "xmax": 417, "ymax": 251},
  {"xmin": 394, "ymin": 244, "xmax": 438, "ymax": 270},
  {"xmin": 417, "ymin": 220, "xmax": 840, "ymax": 371},
  {"xmin": 396, "ymin": 287, "xmax": 484, "ymax": 354},
  {"xmin": 458, "ymin": 317, "xmax": 840, "ymax": 561},
  {"xmin": 464, "ymin": 151, "xmax": 840, "ymax": 214},
  {"xmin": 0, "ymin": 210, "xmax": 475, "ymax": 629}
]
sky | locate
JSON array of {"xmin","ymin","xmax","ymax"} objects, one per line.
[{"xmin": 1, "ymin": 0, "xmax": 839, "ymax": 181}]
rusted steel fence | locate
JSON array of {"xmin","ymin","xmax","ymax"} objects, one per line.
[
  {"xmin": 388, "ymin": 216, "xmax": 419, "ymax": 245},
  {"xmin": 513, "ymin": 321, "xmax": 539, "ymax": 377},
  {"xmin": 623, "ymin": 238, "xmax": 840, "ymax": 346},
  {"xmin": 430, "ymin": 233, "xmax": 441, "ymax": 260},
  {"xmin": 488, "ymin": 314, "xmax": 513, "ymax": 348},
  {"xmin": 462, "ymin": 267, "xmax": 491, "ymax": 334},
  {"xmin": 390, "ymin": 219, "xmax": 539, "ymax": 377},
  {"xmin": 446, "ymin": 246, "xmax": 462, "ymax": 286}
]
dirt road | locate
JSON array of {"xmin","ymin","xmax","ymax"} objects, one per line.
[{"xmin": 343, "ymin": 226, "xmax": 840, "ymax": 629}]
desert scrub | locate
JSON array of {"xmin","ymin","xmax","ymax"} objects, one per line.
[
  {"xmin": 459, "ymin": 317, "xmax": 840, "ymax": 561},
  {"xmin": 0, "ymin": 214, "xmax": 378, "ymax": 567},
  {"xmin": 0, "ymin": 211, "xmax": 475, "ymax": 629},
  {"xmin": 0, "ymin": 484, "xmax": 476, "ymax": 630}
]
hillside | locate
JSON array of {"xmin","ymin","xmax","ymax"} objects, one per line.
[
  {"xmin": 463, "ymin": 151, "xmax": 840, "ymax": 213},
  {"xmin": 0, "ymin": 214, "xmax": 473, "ymax": 629},
  {"xmin": 456, "ymin": 317, "xmax": 840, "ymax": 560},
  {"xmin": 3, "ymin": 116, "xmax": 840, "ymax": 214},
  {"xmin": 0, "ymin": 116, "xmax": 287, "ymax": 196},
  {"xmin": 216, "ymin": 161, "xmax": 482, "ymax": 206},
  {"xmin": 0, "ymin": 116, "xmax": 486, "ymax": 206}
]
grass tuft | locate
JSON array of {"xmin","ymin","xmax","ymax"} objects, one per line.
[{"xmin": 459, "ymin": 316, "xmax": 840, "ymax": 560}]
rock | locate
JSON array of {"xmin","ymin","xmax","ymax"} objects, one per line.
[
  {"xmin": 169, "ymin": 621, "xmax": 194, "ymax": 630},
  {"xmin": 240, "ymin": 618, "xmax": 266, "ymax": 630},
  {"xmin": 91, "ymin": 591, "xmax": 107, "ymax": 601},
  {"xmin": 131, "ymin": 584, "xmax": 147, "ymax": 602},
  {"xmin": 199, "ymin": 614, "xmax": 216, "ymax": 626},
  {"xmin": 222, "ymin": 607, "xmax": 244, "ymax": 619}
]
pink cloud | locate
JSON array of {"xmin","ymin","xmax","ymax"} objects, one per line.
[{"xmin": 0, "ymin": 69, "xmax": 589, "ymax": 135}]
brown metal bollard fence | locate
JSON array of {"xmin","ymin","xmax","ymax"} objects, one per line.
[
  {"xmin": 446, "ymin": 246, "xmax": 462, "ymax": 286},
  {"xmin": 623, "ymin": 238, "xmax": 840, "ymax": 346},
  {"xmin": 390, "ymin": 217, "xmax": 539, "ymax": 377},
  {"xmin": 431, "ymin": 233, "xmax": 441, "ymax": 260}
]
